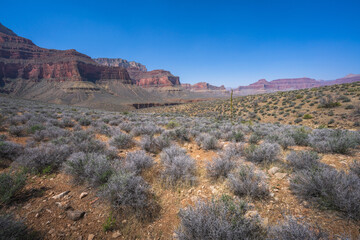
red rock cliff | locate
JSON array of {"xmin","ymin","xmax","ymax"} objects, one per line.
[
  {"xmin": 182, "ymin": 82, "xmax": 225, "ymax": 91},
  {"xmin": 0, "ymin": 23, "xmax": 131, "ymax": 85},
  {"xmin": 94, "ymin": 58, "xmax": 180, "ymax": 87}
]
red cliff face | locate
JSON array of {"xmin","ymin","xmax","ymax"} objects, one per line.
[
  {"xmin": 236, "ymin": 78, "xmax": 320, "ymax": 92},
  {"xmin": 134, "ymin": 70, "xmax": 180, "ymax": 87},
  {"xmin": 94, "ymin": 58, "xmax": 180, "ymax": 88},
  {"xmin": 235, "ymin": 75, "xmax": 360, "ymax": 94},
  {"xmin": 0, "ymin": 23, "xmax": 131, "ymax": 85},
  {"xmin": 182, "ymin": 82, "xmax": 225, "ymax": 91}
]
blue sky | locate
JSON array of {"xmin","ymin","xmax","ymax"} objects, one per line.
[{"xmin": 2, "ymin": 0, "xmax": 360, "ymax": 87}]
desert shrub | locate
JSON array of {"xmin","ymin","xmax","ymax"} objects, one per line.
[
  {"xmin": 9, "ymin": 126, "xmax": 26, "ymax": 137},
  {"xmin": 78, "ymin": 117, "xmax": 91, "ymax": 126},
  {"xmin": 102, "ymin": 213, "xmax": 116, "ymax": 232},
  {"xmin": 140, "ymin": 134, "xmax": 170, "ymax": 154},
  {"xmin": 160, "ymin": 146, "xmax": 196, "ymax": 186},
  {"xmin": 14, "ymin": 143, "xmax": 71, "ymax": 173},
  {"xmin": 349, "ymin": 160, "xmax": 360, "ymax": 178},
  {"xmin": 309, "ymin": 129, "xmax": 358, "ymax": 154},
  {"xmin": 268, "ymin": 216, "xmax": 328, "ymax": 240},
  {"xmin": 303, "ymin": 114, "xmax": 313, "ymax": 119},
  {"xmin": 173, "ymin": 128, "xmax": 191, "ymax": 142},
  {"xmin": 206, "ymin": 156, "xmax": 236, "ymax": 180},
  {"xmin": 338, "ymin": 95, "xmax": 351, "ymax": 103},
  {"xmin": 231, "ymin": 131, "xmax": 245, "ymax": 142},
  {"xmin": 0, "ymin": 114, "xmax": 6, "ymax": 131},
  {"xmin": 318, "ymin": 95, "xmax": 341, "ymax": 108},
  {"xmin": 0, "ymin": 171, "xmax": 26, "ymax": 205},
  {"xmin": 60, "ymin": 117, "xmax": 75, "ymax": 127},
  {"xmin": 0, "ymin": 141, "xmax": 23, "ymax": 161},
  {"xmin": 290, "ymin": 128, "xmax": 309, "ymax": 146},
  {"xmin": 328, "ymin": 119, "xmax": 335, "ymax": 124},
  {"xmin": 245, "ymin": 142, "xmax": 281, "ymax": 164},
  {"xmin": 196, "ymin": 133, "xmax": 219, "ymax": 150},
  {"xmin": 9, "ymin": 115, "xmax": 28, "ymax": 125},
  {"xmin": 175, "ymin": 196, "xmax": 266, "ymax": 240},
  {"xmin": 286, "ymin": 151, "xmax": 321, "ymax": 171},
  {"xmin": 68, "ymin": 130, "xmax": 107, "ymax": 153},
  {"xmin": 124, "ymin": 150, "xmax": 154, "ymax": 174},
  {"xmin": 26, "ymin": 124, "xmax": 45, "ymax": 134},
  {"xmin": 100, "ymin": 171, "xmax": 155, "ymax": 219},
  {"xmin": 160, "ymin": 145, "xmax": 187, "ymax": 163},
  {"xmin": 130, "ymin": 124, "xmax": 162, "ymax": 137},
  {"xmin": 119, "ymin": 122, "xmax": 133, "ymax": 133},
  {"xmin": 109, "ymin": 119, "xmax": 121, "ymax": 126},
  {"xmin": 266, "ymin": 132, "xmax": 295, "ymax": 149},
  {"xmin": 228, "ymin": 165, "xmax": 269, "ymax": 199},
  {"xmin": 72, "ymin": 124, "xmax": 82, "ymax": 131},
  {"xmin": 0, "ymin": 214, "xmax": 34, "ymax": 240},
  {"xmin": 294, "ymin": 118, "xmax": 302, "ymax": 124},
  {"xmin": 32, "ymin": 126, "xmax": 69, "ymax": 142},
  {"xmin": 166, "ymin": 120, "xmax": 179, "ymax": 129},
  {"xmin": 63, "ymin": 152, "xmax": 113, "ymax": 186},
  {"xmin": 221, "ymin": 142, "xmax": 244, "ymax": 160},
  {"xmin": 110, "ymin": 132, "xmax": 134, "ymax": 149},
  {"xmin": 249, "ymin": 133, "xmax": 261, "ymax": 144},
  {"xmin": 93, "ymin": 124, "xmax": 112, "ymax": 136},
  {"xmin": 290, "ymin": 166, "xmax": 360, "ymax": 220}
]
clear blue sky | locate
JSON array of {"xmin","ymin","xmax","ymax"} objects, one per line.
[{"xmin": 2, "ymin": 0, "xmax": 360, "ymax": 87}]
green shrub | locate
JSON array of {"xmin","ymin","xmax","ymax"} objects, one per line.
[
  {"xmin": 166, "ymin": 120, "xmax": 179, "ymax": 129},
  {"xmin": 303, "ymin": 114, "xmax": 313, "ymax": 119},
  {"xmin": 102, "ymin": 212, "xmax": 116, "ymax": 232},
  {"xmin": 0, "ymin": 171, "xmax": 26, "ymax": 205}
]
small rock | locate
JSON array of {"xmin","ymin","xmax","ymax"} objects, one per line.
[
  {"xmin": 211, "ymin": 188, "xmax": 218, "ymax": 195},
  {"xmin": 88, "ymin": 234, "xmax": 95, "ymax": 240},
  {"xmin": 262, "ymin": 217, "xmax": 269, "ymax": 226},
  {"xmin": 269, "ymin": 192, "xmax": 275, "ymax": 197},
  {"xmin": 302, "ymin": 200, "xmax": 310, "ymax": 207},
  {"xmin": 55, "ymin": 202, "xmax": 71, "ymax": 210},
  {"xmin": 190, "ymin": 196, "xmax": 198, "ymax": 202},
  {"xmin": 52, "ymin": 191, "xmax": 70, "ymax": 199},
  {"xmin": 67, "ymin": 210, "xmax": 85, "ymax": 221},
  {"xmin": 23, "ymin": 203, "xmax": 31, "ymax": 209},
  {"xmin": 274, "ymin": 172, "xmax": 287, "ymax": 180},
  {"xmin": 188, "ymin": 188, "xmax": 194, "ymax": 194},
  {"xmin": 48, "ymin": 229, "xmax": 55, "ymax": 234},
  {"xmin": 268, "ymin": 167, "xmax": 280, "ymax": 175},
  {"xmin": 122, "ymin": 220, "xmax": 127, "ymax": 224},
  {"xmin": 112, "ymin": 231, "xmax": 121, "ymax": 238},
  {"xmin": 35, "ymin": 213, "xmax": 40, "ymax": 218},
  {"xmin": 80, "ymin": 192, "xmax": 88, "ymax": 199},
  {"xmin": 196, "ymin": 155, "xmax": 200, "ymax": 159},
  {"xmin": 245, "ymin": 210, "xmax": 259, "ymax": 218}
]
